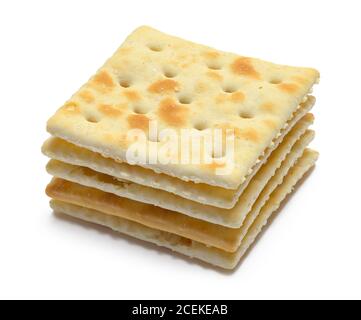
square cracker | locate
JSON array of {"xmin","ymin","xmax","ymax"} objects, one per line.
[
  {"xmin": 46, "ymin": 26, "xmax": 319, "ymax": 189},
  {"xmin": 45, "ymin": 129, "xmax": 314, "ymax": 252},
  {"xmin": 49, "ymin": 149, "xmax": 319, "ymax": 269},
  {"xmin": 46, "ymin": 113, "xmax": 314, "ymax": 229},
  {"xmin": 43, "ymin": 96, "xmax": 314, "ymax": 209}
]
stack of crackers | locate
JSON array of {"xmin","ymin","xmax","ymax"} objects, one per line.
[{"xmin": 42, "ymin": 26, "xmax": 319, "ymax": 269}]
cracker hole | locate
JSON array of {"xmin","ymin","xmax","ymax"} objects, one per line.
[
  {"xmin": 206, "ymin": 61, "xmax": 222, "ymax": 70},
  {"xmin": 269, "ymin": 78, "xmax": 282, "ymax": 84},
  {"xmin": 133, "ymin": 105, "xmax": 148, "ymax": 115},
  {"xmin": 163, "ymin": 67, "xmax": 178, "ymax": 78},
  {"xmin": 222, "ymin": 85, "xmax": 237, "ymax": 93},
  {"xmin": 194, "ymin": 122, "xmax": 209, "ymax": 131},
  {"xmin": 119, "ymin": 79, "xmax": 131, "ymax": 88},
  {"xmin": 239, "ymin": 111, "xmax": 254, "ymax": 119},
  {"xmin": 147, "ymin": 44, "xmax": 164, "ymax": 52},
  {"xmin": 85, "ymin": 115, "xmax": 100, "ymax": 123},
  {"xmin": 178, "ymin": 95, "xmax": 192, "ymax": 104}
]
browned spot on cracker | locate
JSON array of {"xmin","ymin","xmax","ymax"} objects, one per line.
[
  {"xmin": 231, "ymin": 57, "xmax": 260, "ymax": 79},
  {"xmin": 93, "ymin": 71, "xmax": 115, "ymax": 88},
  {"xmin": 238, "ymin": 128, "xmax": 260, "ymax": 143},
  {"xmin": 61, "ymin": 101, "xmax": 80, "ymax": 113},
  {"xmin": 215, "ymin": 94, "xmax": 228, "ymax": 104},
  {"xmin": 278, "ymin": 83, "xmax": 299, "ymax": 93},
  {"xmin": 102, "ymin": 133, "xmax": 115, "ymax": 143},
  {"xmin": 157, "ymin": 98, "xmax": 189, "ymax": 127},
  {"xmin": 78, "ymin": 90, "xmax": 95, "ymax": 103},
  {"xmin": 123, "ymin": 90, "xmax": 141, "ymax": 102},
  {"xmin": 127, "ymin": 114, "xmax": 150, "ymax": 131},
  {"xmin": 262, "ymin": 119, "xmax": 277, "ymax": 129},
  {"xmin": 148, "ymin": 79, "xmax": 180, "ymax": 94},
  {"xmin": 203, "ymin": 161, "xmax": 226, "ymax": 171},
  {"xmin": 202, "ymin": 51, "xmax": 220, "ymax": 59},
  {"xmin": 230, "ymin": 92, "xmax": 245, "ymax": 102},
  {"xmin": 206, "ymin": 71, "xmax": 223, "ymax": 81},
  {"xmin": 97, "ymin": 104, "xmax": 122, "ymax": 117},
  {"xmin": 260, "ymin": 102, "xmax": 276, "ymax": 113}
]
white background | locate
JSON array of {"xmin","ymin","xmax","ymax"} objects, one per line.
[{"xmin": 0, "ymin": 0, "xmax": 360, "ymax": 300}]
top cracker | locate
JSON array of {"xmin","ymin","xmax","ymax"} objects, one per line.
[{"xmin": 47, "ymin": 26, "xmax": 319, "ymax": 189}]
